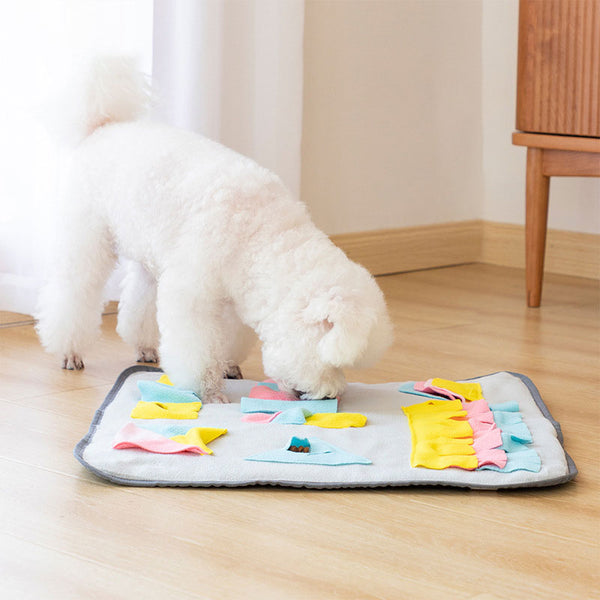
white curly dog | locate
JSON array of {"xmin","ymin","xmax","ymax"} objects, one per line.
[{"xmin": 36, "ymin": 58, "xmax": 392, "ymax": 403}]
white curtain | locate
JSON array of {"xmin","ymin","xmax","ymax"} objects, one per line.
[
  {"xmin": 0, "ymin": 0, "xmax": 304, "ymax": 316},
  {"xmin": 152, "ymin": 0, "xmax": 304, "ymax": 199},
  {"xmin": 0, "ymin": 0, "xmax": 153, "ymax": 315}
]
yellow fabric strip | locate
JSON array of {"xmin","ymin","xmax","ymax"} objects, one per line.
[
  {"xmin": 304, "ymin": 413, "xmax": 367, "ymax": 428},
  {"xmin": 403, "ymin": 399, "xmax": 476, "ymax": 470},
  {"xmin": 413, "ymin": 452, "xmax": 478, "ymax": 470},
  {"xmin": 431, "ymin": 378, "xmax": 484, "ymax": 402},
  {"xmin": 411, "ymin": 418, "xmax": 472, "ymax": 439},
  {"xmin": 402, "ymin": 398, "xmax": 463, "ymax": 416},
  {"xmin": 157, "ymin": 374, "xmax": 174, "ymax": 386},
  {"xmin": 130, "ymin": 401, "xmax": 202, "ymax": 420},
  {"xmin": 171, "ymin": 427, "xmax": 227, "ymax": 455}
]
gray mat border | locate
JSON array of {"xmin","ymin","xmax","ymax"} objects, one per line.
[{"xmin": 74, "ymin": 366, "xmax": 578, "ymax": 489}]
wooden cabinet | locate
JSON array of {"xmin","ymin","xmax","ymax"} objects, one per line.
[
  {"xmin": 517, "ymin": 0, "xmax": 600, "ymax": 138},
  {"xmin": 513, "ymin": 0, "xmax": 600, "ymax": 306}
]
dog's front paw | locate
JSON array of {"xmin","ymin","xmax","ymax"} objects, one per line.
[
  {"xmin": 62, "ymin": 354, "xmax": 84, "ymax": 370},
  {"xmin": 137, "ymin": 347, "xmax": 159, "ymax": 363},
  {"xmin": 203, "ymin": 391, "xmax": 231, "ymax": 404}
]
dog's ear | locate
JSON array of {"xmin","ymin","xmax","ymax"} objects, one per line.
[{"xmin": 303, "ymin": 290, "xmax": 374, "ymax": 367}]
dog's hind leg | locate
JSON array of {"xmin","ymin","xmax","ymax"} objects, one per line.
[
  {"xmin": 36, "ymin": 221, "xmax": 116, "ymax": 370},
  {"xmin": 116, "ymin": 260, "xmax": 159, "ymax": 363}
]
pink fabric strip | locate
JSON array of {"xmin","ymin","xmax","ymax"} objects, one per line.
[
  {"xmin": 248, "ymin": 385, "xmax": 298, "ymax": 401},
  {"xmin": 241, "ymin": 412, "xmax": 281, "ymax": 423},
  {"xmin": 248, "ymin": 381, "xmax": 340, "ymax": 403},
  {"xmin": 462, "ymin": 399, "xmax": 489, "ymax": 414},
  {"xmin": 414, "ymin": 379, "xmax": 466, "ymax": 402},
  {"xmin": 472, "ymin": 428, "xmax": 503, "ymax": 451},
  {"xmin": 461, "ymin": 400, "xmax": 507, "ymax": 469},
  {"xmin": 474, "ymin": 448, "xmax": 508, "ymax": 468},
  {"xmin": 466, "ymin": 412, "xmax": 496, "ymax": 427},
  {"xmin": 113, "ymin": 423, "xmax": 207, "ymax": 455}
]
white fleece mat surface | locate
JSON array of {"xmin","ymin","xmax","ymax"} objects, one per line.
[{"xmin": 75, "ymin": 367, "xmax": 577, "ymax": 489}]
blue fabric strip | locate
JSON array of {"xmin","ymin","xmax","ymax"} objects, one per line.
[
  {"xmin": 397, "ymin": 381, "xmax": 442, "ymax": 400},
  {"xmin": 481, "ymin": 448, "xmax": 541, "ymax": 473},
  {"xmin": 492, "ymin": 411, "xmax": 525, "ymax": 427},
  {"xmin": 245, "ymin": 438, "xmax": 371, "ymax": 466},
  {"xmin": 240, "ymin": 397, "xmax": 338, "ymax": 414},
  {"xmin": 137, "ymin": 380, "xmax": 201, "ymax": 403},
  {"xmin": 489, "ymin": 401, "xmax": 520, "ymax": 412},
  {"xmin": 259, "ymin": 381, "xmax": 279, "ymax": 391},
  {"xmin": 477, "ymin": 406, "xmax": 540, "ymax": 473},
  {"xmin": 272, "ymin": 407, "xmax": 313, "ymax": 424},
  {"xmin": 135, "ymin": 423, "xmax": 191, "ymax": 437}
]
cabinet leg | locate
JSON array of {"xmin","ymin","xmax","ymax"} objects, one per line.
[{"xmin": 525, "ymin": 147, "xmax": 550, "ymax": 307}]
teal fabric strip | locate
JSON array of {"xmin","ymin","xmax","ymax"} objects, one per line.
[
  {"xmin": 481, "ymin": 448, "xmax": 541, "ymax": 473},
  {"xmin": 489, "ymin": 401, "xmax": 520, "ymax": 412},
  {"xmin": 135, "ymin": 423, "xmax": 191, "ymax": 438},
  {"xmin": 240, "ymin": 397, "xmax": 338, "ymax": 414},
  {"xmin": 271, "ymin": 407, "xmax": 312, "ymax": 424},
  {"xmin": 492, "ymin": 411, "xmax": 525, "ymax": 427},
  {"xmin": 397, "ymin": 381, "xmax": 441, "ymax": 400},
  {"xmin": 245, "ymin": 438, "xmax": 371, "ymax": 466},
  {"xmin": 260, "ymin": 381, "xmax": 279, "ymax": 391},
  {"xmin": 478, "ymin": 408, "xmax": 540, "ymax": 473},
  {"xmin": 500, "ymin": 421, "xmax": 533, "ymax": 443},
  {"xmin": 137, "ymin": 380, "xmax": 200, "ymax": 403}
]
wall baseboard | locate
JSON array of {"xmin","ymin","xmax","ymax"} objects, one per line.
[
  {"xmin": 331, "ymin": 220, "xmax": 600, "ymax": 279},
  {"xmin": 481, "ymin": 221, "xmax": 600, "ymax": 280},
  {"xmin": 330, "ymin": 221, "xmax": 482, "ymax": 275}
]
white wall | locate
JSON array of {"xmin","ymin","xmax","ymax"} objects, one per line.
[
  {"xmin": 301, "ymin": 0, "xmax": 600, "ymax": 236},
  {"xmin": 301, "ymin": 0, "xmax": 483, "ymax": 235}
]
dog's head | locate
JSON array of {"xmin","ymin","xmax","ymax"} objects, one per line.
[{"xmin": 260, "ymin": 264, "xmax": 393, "ymax": 399}]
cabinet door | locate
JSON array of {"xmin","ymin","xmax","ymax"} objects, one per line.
[{"xmin": 516, "ymin": 0, "xmax": 600, "ymax": 137}]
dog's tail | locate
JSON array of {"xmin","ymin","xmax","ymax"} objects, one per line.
[
  {"xmin": 81, "ymin": 56, "xmax": 151, "ymax": 136},
  {"xmin": 51, "ymin": 56, "xmax": 152, "ymax": 144}
]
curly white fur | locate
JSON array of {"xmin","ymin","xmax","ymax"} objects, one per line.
[{"xmin": 36, "ymin": 57, "xmax": 393, "ymax": 402}]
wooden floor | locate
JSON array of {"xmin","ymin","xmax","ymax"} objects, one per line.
[{"xmin": 1, "ymin": 264, "xmax": 598, "ymax": 599}]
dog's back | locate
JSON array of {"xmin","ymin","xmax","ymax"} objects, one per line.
[
  {"xmin": 37, "ymin": 57, "xmax": 393, "ymax": 400},
  {"xmin": 69, "ymin": 107, "xmax": 307, "ymax": 290}
]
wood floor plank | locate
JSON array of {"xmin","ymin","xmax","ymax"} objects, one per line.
[
  {"xmin": 1, "ymin": 391, "xmax": 595, "ymax": 548},
  {"xmin": 3, "ymin": 458, "xmax": 596, "ymax": 600},
  {"xmin": 1, "ymin": 533, "xmax": 205, "ymax": 600},
  {"xmin": 0, "ymin": 264, "xmax": 598, "ymax": 599}
]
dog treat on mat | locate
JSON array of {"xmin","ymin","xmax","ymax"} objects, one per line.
[{"xmin": 246, "ymin": 437, "xmax": 372, "ymax": 466}]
